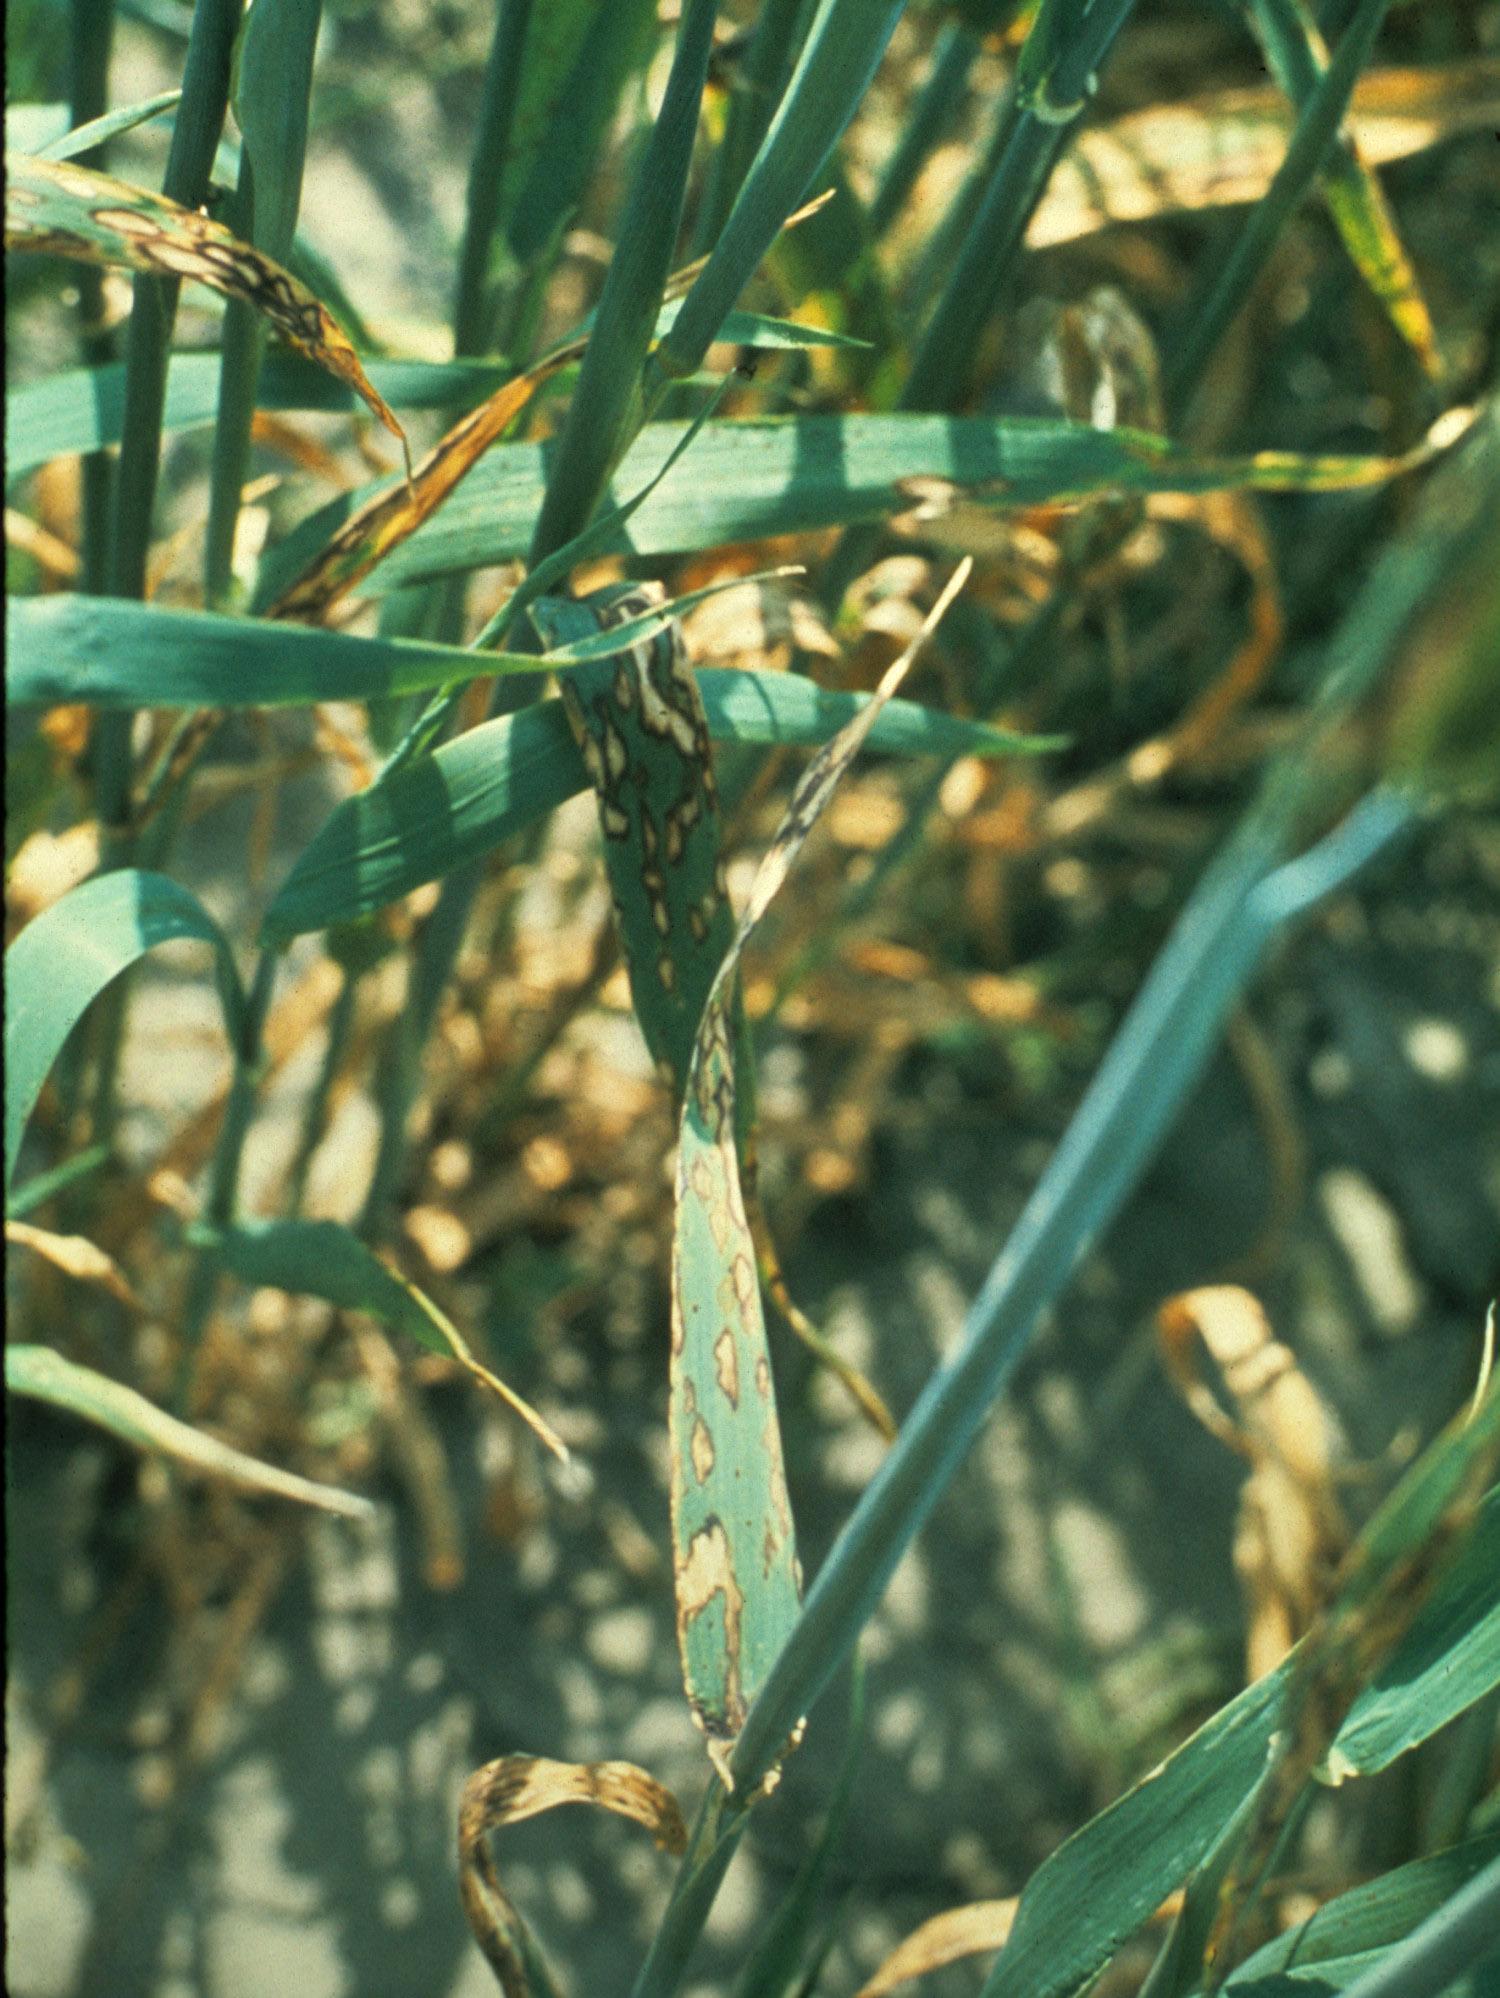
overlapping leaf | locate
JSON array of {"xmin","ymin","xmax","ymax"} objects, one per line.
[
  {"xmin": 261, "ymin": 667, "xmax": 1050, "ymax": 940},
  {"xmin": 978, "ymin": 1382, "xmax": 1500, "ymax": 1998}
]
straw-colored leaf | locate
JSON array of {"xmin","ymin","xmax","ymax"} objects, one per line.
[
  {"xmin": 1026, "ymin": 60, "xmax": 1500, "ymax": 249},
  {"xmin": 6, "ymin": 1343, "xmax": 373, "ymax": 1519},
  {"xmin": 4, "ymin": 153, "xmax": 406, "ymax": 462},
  {"xmin": 266, "ymin": 352, "xmax": 570, "ymax": 623},
  {"xmin": 857, "ymin": 1899, "xmax": 1019, "ymax": 1997},
  {"xmin": 1159, "ymin": 1286, "xmax": 1345, "ymax": 1678},
  {"xmin": 6, "ymin": 1218, "xmax": 140, "ymax": 1309},
  {"xmin": 458, "ymin": 1755, "xmax": 685, "ymax": 1996}
]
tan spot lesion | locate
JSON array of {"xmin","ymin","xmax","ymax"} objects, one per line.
[
  {"xmin": 714, "ymin": 1328, "xmax": 740, "ymax": 1407},
  {"xmin": 690, "ymin": 1416, "xmax": 715, "ymax": 1483},
  {"xmin": 602, "ymin": 719, "xmax": 630, "ymax": 785},
  {"xmin": 676, "ymin": 1517, "xmax": 747, "ymax": 1733},
  {"xmin": 91, "ymin": 204, "xmax": 157, "ymax": 237},
  {"xmin": 658, "ymin": 956, "xmax": 677, "ymax": 992}
]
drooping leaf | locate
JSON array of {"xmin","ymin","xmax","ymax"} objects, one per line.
[
  {"xmin": 194, "ymin": 1216, "xmax": 568, "ymax": 1458},
  {"xmin": 6, "ymin": 1343, "xmax": 372, "ymax": 1519},
  {"xmin": 529, "ymin": 581, "xmax": 900, "ymax": 1442},
  {"xmin": 259, "ymin": 665, "xmax": 1049, "ymax": 940},
  {"xmin": 669, "ymin": 564, "xmax": 973, "ymax": 1772},
  {"xmin": 4, "ymin": 153, "xmax": 407, "ymax": 461},
  {"xmin": 4, "ymin": 869, "xmax": 246, "ymax": 1194},
  {"xmin": 857, "ymin": 1901, "xmax": 1020, "ymax": 1998},
  {"xmin": 529, "ymin": 583, "xmax": 736, "ymax": 1092}
]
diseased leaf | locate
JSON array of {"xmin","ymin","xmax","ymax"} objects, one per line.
[
  {"xmin": 262, "ymin": 309, "xmax": 862, "ymax": 626},
  {"xmin": 530, "ymin": 584, "xmax": 898, "ymax": 1442},
  {"xmin": 5, "ymin": 1344, "xmax": 372, "ymax": 1519},
  {"xmin": 670, "ymin": 563, "xmax": 973, "ymax": 1773},
  {"xmin": 195, "ymin": 1217, "xmax": 568, "ymax": 1460},
  {"xmin": 4, "ymin": 153, "xmax": 407, "ymax": 463},
  {"xmin": 458, "ymin": 1755, "xmax": 685, "ymax": 1997},
  {"xmin": 264, "ymin": 352, "xmax": 568, "ymax": 623}
]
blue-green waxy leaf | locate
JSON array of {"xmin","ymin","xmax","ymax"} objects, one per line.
[
  {"xmin": 5, "ymin": 353, "xmax": 513, "ymax": 476},
  {"xmin": 1220, "ymin": 1832, "xmax": 1500, "ymax": 1996},
  {"xmin": 5, "ymin": 870, "xmax": 246, "ymax": 1196},
  {"xmin": 232, "ymin": 0, "xmax": 321, "ymax": 265},
  {"xmin": 670, "ymin": 567, "xmax": 973, "ymax": 1771},
  {"xmin": 6, "ymin": 595, "xmax": 539, "ymax": 710},
  {"xmin": 6, "ymin": 1344, "xmax": 372, "ymax": 1518},
  {"xmin": 261, "ymin": 669, "xmax": 1051, "ymax": 941},
  {"xmin": 978, "ymin": 1384, "xmax": 1500, "ymax": 1998}
]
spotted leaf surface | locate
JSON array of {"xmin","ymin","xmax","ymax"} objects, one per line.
[
  {"xmin": 5, "ymin": 153, "xmax": 406, "ymax": 461},
  {"xmin": 529, "ymin": 585, "xmax": 735, "ymax": 1091},
  {"xmin": 670, "ymin": 561, "xmax": 972, "ymax": 1767}
]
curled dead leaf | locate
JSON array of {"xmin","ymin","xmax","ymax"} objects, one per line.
[
  {"xmin": 458, "ymin": 1755, "xmax": 686, "ymax": 1996},
  {"xmin": 1159, "ymin": 1286, "xmax": 1345, "ymax": 1678}
]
